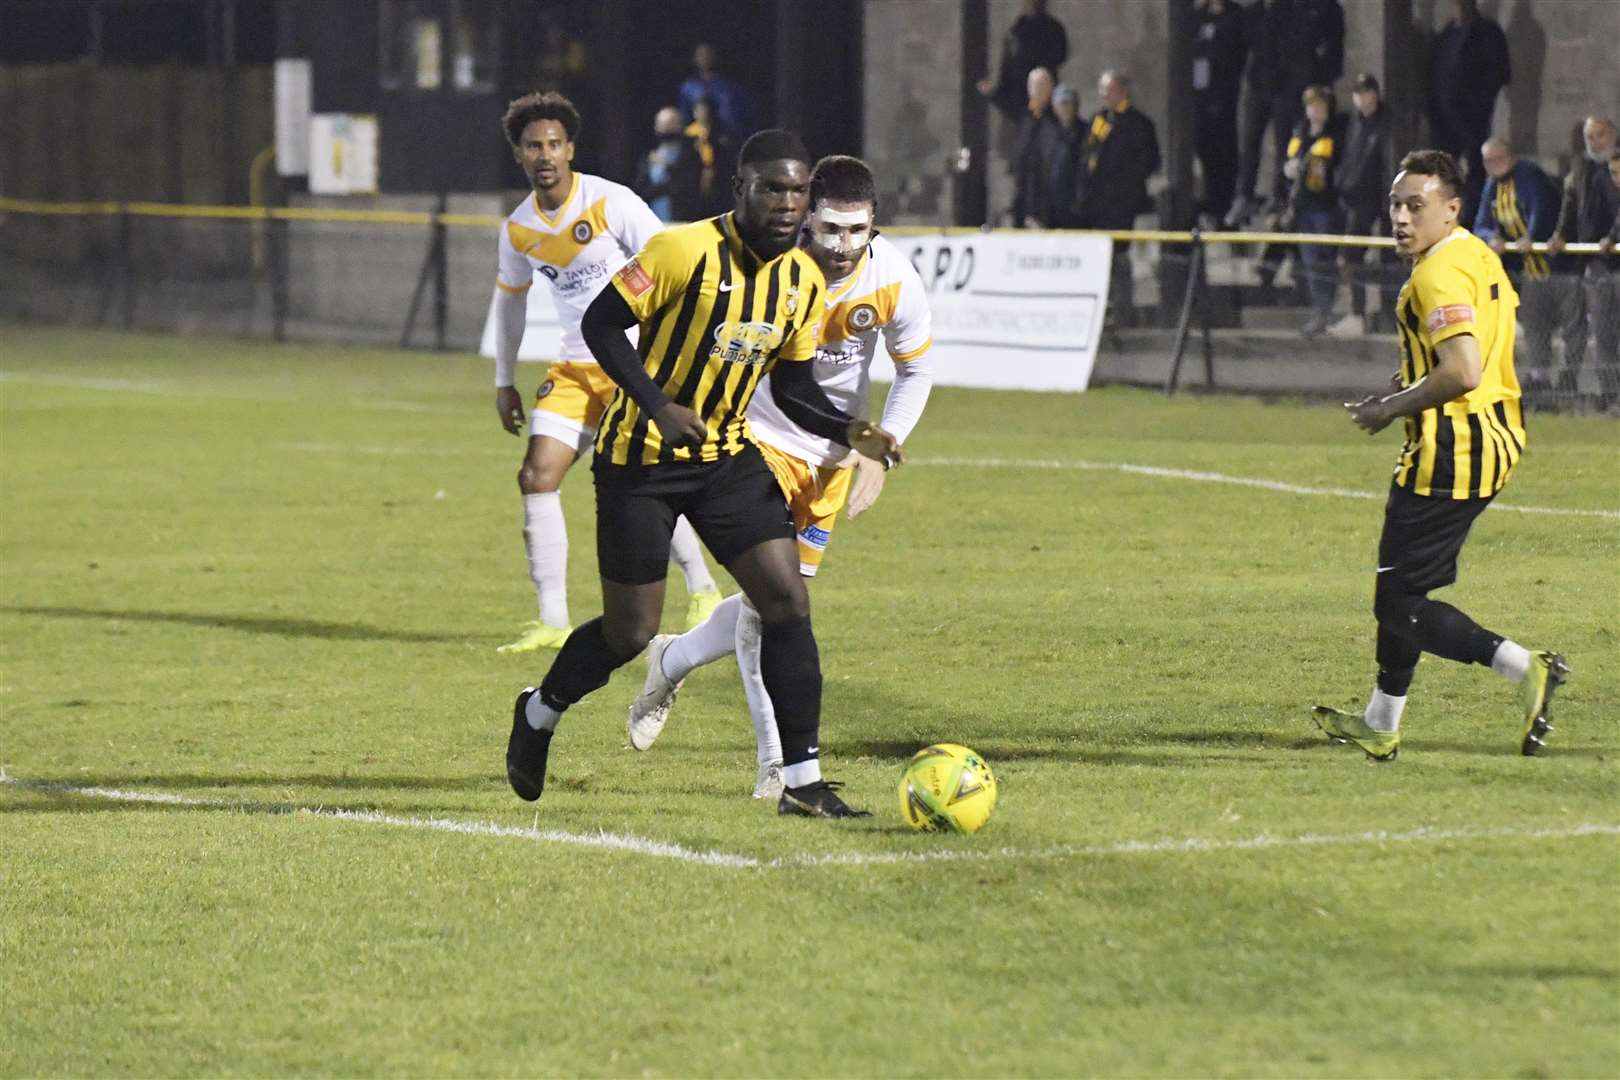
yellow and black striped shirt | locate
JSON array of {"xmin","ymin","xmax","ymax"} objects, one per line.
[
  {"xmin": 1490, "ymin": 176, "xmax": 1549, "ymax": 278},
  {"xmin": 1393, "ymin": 227, "xmax": 1527, "ymax": 500},
  {"xmin": 597, "ymin": 213, "xmax": 825, "ymax": 467}
]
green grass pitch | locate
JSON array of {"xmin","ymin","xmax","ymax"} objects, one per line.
[{"xmin": 2, "ymin": 324, "xmax": 1617, "ymax": 1077}]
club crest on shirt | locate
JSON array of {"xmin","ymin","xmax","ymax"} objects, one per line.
[
  {"xmin": 783, "ymin": 286, "xmax": 801, "ymax": 317},
  {"xmin": 571, "ymin": 220, "xmax": 594, "ymax": 244},
  {"xmin": 847, "ymin": 303, "xmax": 879, "ymax": 332},
  {"xmin": 536, "ymin": 379, "xmax": 555, "ymax": 399}
]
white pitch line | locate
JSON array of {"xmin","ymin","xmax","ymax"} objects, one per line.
[
  {"xmin": 276, "ymin": 442, "xmax": 1620, "ymax": 520},
  {"xmin": 916, "ymin": 456, "xmax": 1620, "ymax": 520},
  {"xmin": 3, "ymin": 774, "xmax": 1614, "ymax": 871},
  {"xmin": 767, "ymin": 821, "xmax": 1620, "ymax": 869},
  {"xmin": 0, "ymin": 775, "xmax": 757, "ymax": 869}
]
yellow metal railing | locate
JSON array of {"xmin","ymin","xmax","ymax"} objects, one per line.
[{"xmin": 2, "ymin": 197, "xmax": 1611, "ymax": 254}]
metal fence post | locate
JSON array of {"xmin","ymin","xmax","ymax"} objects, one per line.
[
  {"xmin": 432, "ymin": 191, "xmax": 448, "ymax": 351},
  {"xmin": 119, "ymin": 203, "xmax": 135, "ymax": 330},
  {"xmin": 1164, "ymin": 230, "xmax": 1208, "ymax": 395},
  {"xmin": 270, "ymin": 212, "xmax": 289, "ymax": 343},
  {"xmin": 400, "ymin": 195, "xmax": 447, "ymax": 349}
]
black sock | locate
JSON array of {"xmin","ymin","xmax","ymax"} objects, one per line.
[
  {"xmin": 760, "ymin": 615, "xmax": 821, "ymax": 768},
  {"xmin": 1374, "ymin": 626, "xmax": 1420, "ymax": 695},
  {"xmin": 1407, "ymin": 599, "xmax": 1503, "ymax": 667},
  {"xmin": 537, "ymin": 617, "xmax": 633, "ymax": 713}
]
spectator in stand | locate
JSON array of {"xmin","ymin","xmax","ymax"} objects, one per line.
[
  {"xmin": 1607, "ymin": 154, "xmax": 1620, "ymax": 253},
  {"xmin": 684, "ymin": 97, "xmax": 735, "ymax": 219},
  {"xmin": 977, "ymin": 0, "xmax": 1069, "ymax": 121},
  {"xmin": 1227, "ymin": 0, "xmax": 1344, "ymax": 227},
  {"xmin": 1472, "ymin": 137, "xmax": 1562, "ymax": 394},
  {"xmin": 1191, "ymin": 0, "xmax": 1248, "ymax": 226},
  {"xmin": 1336, "ymin": 74, "xmax": 1395, "ymax": 333},
  {"xmin": 1282, "ymin": 84, "xmax": 1347, "ymax": 338},
  {"xmin": 1040, "ymin": 84, "xmax": 1086, "ymax": 228},
  {"xmin": 1547, "ymin": 116, "xmax": 1620, "ymax": 410},
  {"xmin": 1075, "ymin": 69, "xmax": 1161, "ymax": 326},
  {"xmin": 1010, "ymin": 67, "xmax": 1060, "ymax": 227},
  {"xmin": 677, "ymin": 43, "xmax": 757, "ymax": 143},
  {"xmin": 1427, "ymin": 0, "xmax": 1510, "ymax": 222},
  {"xmin": 634, "ymin": 106, "xmax": 702, "ymax": 223}
]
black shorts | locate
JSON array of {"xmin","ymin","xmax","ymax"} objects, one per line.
[
  {"xmin": 1375, "ymin": 481, "xmax": 1494, "ymax": 596},
  {"xmin": 592, "ymin": 445, "xmax": 795, "ymax": 585}
]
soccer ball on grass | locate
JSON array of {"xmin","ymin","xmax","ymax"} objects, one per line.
[{"xmin": 897, "ymin": 743, "xmax": 997, "ymax": 833}]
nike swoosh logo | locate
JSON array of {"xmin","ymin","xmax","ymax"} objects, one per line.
[
  {"xmin": 718, "ymin": 281, "xmax": 734, "ymax": 292},
  {"xmin": 1376, "ymin": 565, "xmax": 1398, "ymax": 573},
  {"xmin": 807, "ymin": 746, "xmax": 819, "ymax": 755}
]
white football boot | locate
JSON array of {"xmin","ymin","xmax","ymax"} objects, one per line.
[
  {"xmin": 627, "ymin": 634, "xmax": 683, "ymax": 751},
  {"xmin": 752, "ymin": 759, "xmax": 784, "ymax": 800}
]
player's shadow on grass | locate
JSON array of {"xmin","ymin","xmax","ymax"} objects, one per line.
[{"xmin": 4, "ymin": 605, "xmax": 457, "ymax": 643}]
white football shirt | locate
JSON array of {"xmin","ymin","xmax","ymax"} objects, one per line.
[
  {"xmin": 748, "ymin": 233, "xmax": 933, "ymax": 467},
  {"xmin": 495, "ymin": 172, "xmax": 664, "ymax": 363}
]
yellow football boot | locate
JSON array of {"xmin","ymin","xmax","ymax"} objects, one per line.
[
  {"xmin": 496, "ymin": 620, "xmax": 572, "ymax": 654},
  {"xmin": 684, "ymin": 587, "xmax": 723, "ymax": 631},
  {"xmin": 1519, "ymin": 651, "xmax": 1570, "ymax": 756},
  {"xmin": 1312, "ymin": 705, "xmax": 1400, "ymax": 762}
]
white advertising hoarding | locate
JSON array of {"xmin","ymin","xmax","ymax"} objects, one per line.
[
  {"xmin": 871, "ymin": 230, "xmax": 1110, "ymax": 391},
  {"xmin": 308, "ymin": 114, "xmax": 379, "ymax": 195},
  {"xmin": 273, "ymin": 58, "xmax": 311, "ymax": 177},
  {"xmin": 480, "ymin": 229, "xmax": 1111, "ymax": 394}
]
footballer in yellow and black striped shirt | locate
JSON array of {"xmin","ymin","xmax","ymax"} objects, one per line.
[
  {"xmin": 503, "ymin": 129, "xmax": 902, "ymax": 820},
  {"xmin": 592, "ymin": 208, "xmax": 825, "ymax": 467},
  {"xmin": 1317, "ymin": 150, "xmax": 1566, "ymax": 765}
]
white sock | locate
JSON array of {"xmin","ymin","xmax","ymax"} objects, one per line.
[
  {"xmin": 1491, "ymin": 639, "xmax": 1532, "ymax": 683},
  {"xmin": 522, "ymin": 492, "xmax": 569, "ymax": 628},
  {"xmin": 668, "ymin": 515, "xmax": 716, "ymax": 594},
  {"xmin": 524, "ymin": 692, "xmax": 561, "ymax": 732},
  {"xmin": 1364, "ymin": 688, "xmax": 1407, "ymax": 732},
  {"xmin": 735, "ymin": 601, "xmax": 782, "ymax": 765},
  {"xmin": 782, "ymin": 758, "xmax": 821, "ymax": 789},
  {"xmin": 661, "ymin": 593, "xmax": 744, "ymax": 683}
]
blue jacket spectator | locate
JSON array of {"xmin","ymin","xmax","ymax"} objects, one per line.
[
  {"xmin": 677, "ymin": 43, "xmax": 757, "ymax": 142},
  {"xmin": 1472, "ymin": 141, "xmax": 1560, "ymax": 280}
]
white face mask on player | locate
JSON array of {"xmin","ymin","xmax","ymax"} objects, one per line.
[{"xmin": 806, "ymin": 203, "xmax": 874, "ymax": 275}]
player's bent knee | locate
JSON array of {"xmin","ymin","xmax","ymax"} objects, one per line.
[
  {"xmin": 1373, "ymin": 583, "xmax": 1422, "ymax": 632},
  {"xmin": 517, "ymin": 462, "xmax": 565, "ymax": 495},
  {"xmin": 750, "ymin": 580, "xmax": 811, "ymax": 625},
  {"xmin": 600, "ymin": 611, "xmax": 659, "ymax": 659}
]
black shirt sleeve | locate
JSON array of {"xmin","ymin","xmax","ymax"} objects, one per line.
[
  {"xmin": 580, "ymin": 285, "xmax": 667, "ymax": 415},
  {"xmin": 767, "ymin": 360, "xmax": 854, "ymax": 446}
]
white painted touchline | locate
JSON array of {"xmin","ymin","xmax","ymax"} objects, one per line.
[
  {"xmin": 3, "ymin": 774, "xmax": 1614, "ymax": 871},
  {"xmin": 766, "ymin": 822, "xmax": 1620, "ymax": 868},
  {"xmin": 916, "ymin": 456, "xmax": 1620, "ymax": 520},
  {"xmin": 0, "ymin": 775, "xmax": 755, "ymax": 868},
  {"xmin": 273, "ymin": 442, "xmax": 1620, "ymax": 520}
]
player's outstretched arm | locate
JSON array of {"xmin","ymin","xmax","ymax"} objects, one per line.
[{"xmin": 770, "ymin": 361, "xmax": 901, "ymax": 468}]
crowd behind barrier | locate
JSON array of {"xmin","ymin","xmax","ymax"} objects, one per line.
[{"xmin": 2, "ymin": 195, "xmax": 1613, "ymax": 414}]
